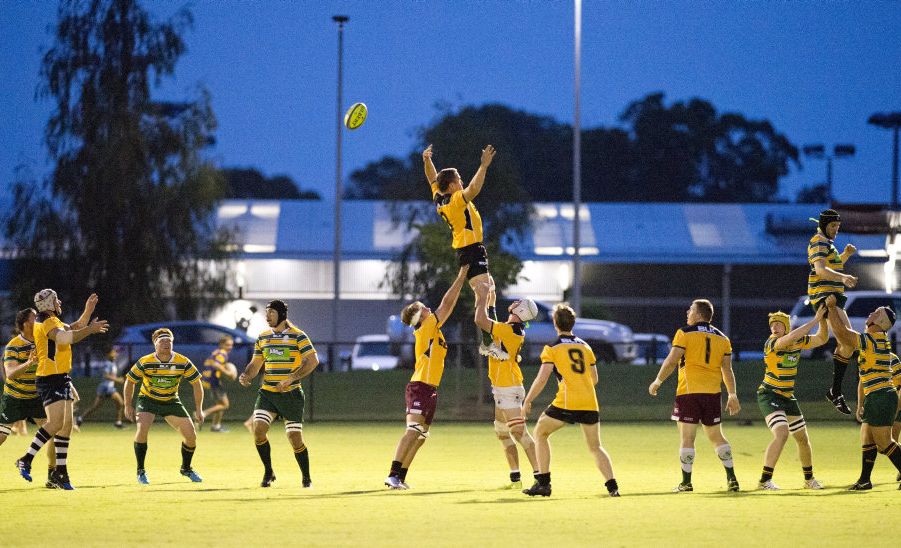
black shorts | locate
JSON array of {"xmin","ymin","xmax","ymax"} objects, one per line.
[
  {"xmin": 456, "ymin": 243, "xmax": 489, "ymax": 279},
  {"xmin": 544, "ymin": 405, "xmax": 599, "ymax": 425},
  {"xmin": 35, "ymin": 374, "xmax": 75, "ymax": 407}
]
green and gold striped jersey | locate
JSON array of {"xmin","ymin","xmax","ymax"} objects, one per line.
[
  {"xmin": 890, "ymin": 352, "xmax": 900, "ymax": 390},
  {"xmin": 807, "ymin": 232, "xmax": 844, "ymax": 305},
  {"xmin": 761, "ymin": 334, "xmax": 814, "ymax": 398},
  {"xmin": 3, "ymin": 335, "xmax": 37, "ymax": 399},
  {"xmin": 126, "ymin": 352, "xmax": 200, "ymax": 401},
  {"xmin": 857, "ymin": 331, "xmax": 895, "ymax": 396},
  {"xmin": 254, "ymin": 324, "xmax": 316, "ymax": 393}
]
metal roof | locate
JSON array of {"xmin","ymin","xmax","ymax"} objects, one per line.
[{"xmin": 217, "ymin": 200, "xmax": 890, "ymax": 265}]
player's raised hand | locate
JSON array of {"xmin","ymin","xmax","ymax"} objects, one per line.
[
  {"xmin": 726, "ymin": 393, "xmax": 740, "ymax": 415},
  {"xmin": 814, "ymin": 305, "xmax": 828, "ymax": 321},
  {"xmin": 89, "ymin": 317, "xmax": 109, "ymax": 334},
  {"xmin": 456, "ymin": 265, "xmax": 470, "ymax": 279},
  {"xmin": 84, "ymin": 293, "xmax": 99, "ymax": 313},
  {"xmin": 825, "ymin": 295, "xmax": 837, "ymax": 308},
  {"xmin": 480, "ymin": 145, "xmax": 496, "ymax": 167},
  {"xmin": 422, "ymin": 144, "xmax": 433, "ymax": 161},
  {"xmin": 843, "ymin": 243, "xmax": 857, "ymax": 257},
  {"xmin": 843, "ymin": 274, "xmax": 858, "ymax": 288}
]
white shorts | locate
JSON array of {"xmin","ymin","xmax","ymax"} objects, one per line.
[{"xmin": 492, "ymin": 385, "xmax": 525, "ymax": 409}]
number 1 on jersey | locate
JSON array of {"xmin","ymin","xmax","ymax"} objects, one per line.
[{"xmin": 705, "ymin": 336, "xmax": 711, "ymax": 364}]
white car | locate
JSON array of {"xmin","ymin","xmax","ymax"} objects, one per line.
[
  {"xmin": 350, "ymin": 334, "xmax": 399, "ymax": 371},
  {"xmin": 789, "ymin": 291, "xmax": 901, "ymax": 356}
]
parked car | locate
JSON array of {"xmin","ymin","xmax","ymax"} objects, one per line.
[
  {"xmin": 350, "ymin": 334, "xmax": 399, "ymax": 371},
  {"xmin": 630, "ymin": 333, "xmax": 671, "ymax": 365},
  {"xmin": 114, "ymin": 321, "xmax": 254, "ymax": 369},
  {"xmin": 388, "ymin": 299, "xmax": 636, "ymax": 364},
  {"xmin": 789, "ymin": 291, "xmax": 901, "ymax": 356}
]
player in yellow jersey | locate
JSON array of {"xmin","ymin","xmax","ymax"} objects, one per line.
[
  {"xmin": 239, "ymin": 300, "xmax": 319, "ymax": 488},
  {"xmin": 807, "ymin": 209, "xmax": 858, "ymax": 414},
  {"xmin": 474, "ymin": 280, "xmax": 540, "ymax": 489},
  {"xmin": 124, "ymin": 328, "xmax": 205, "ymax": 485},
  {"xmin": 649, "ymin": 299, "xmax": 741, "ymax": 493},
  {"xmin": 423, "ymin": 144, "xmax": 508, "ymax": 360},
  {"xmin": 891, "ymin": 353, "xmax": 901, "ymax": 483},
  {"xmin": 15, "ymin": 290, "xmax": 107, "ymax": 490},
  {"xmin": 1, "ymin": 308, "xmax": 57, "ymax": 488},
  {"xmin": 826, "ymin": 297, "xmax": 901, "ymax": 490},
  {"xmin": 756, "ymin": 308, "xmax": 829, "ymax": 491},
  {"xmin": 384, "ymin": 265, "xmax": 468, "ymax": 490},
  {"xmin": 521, "ymin": 303, "xmax": 620, "ymax": 498}
]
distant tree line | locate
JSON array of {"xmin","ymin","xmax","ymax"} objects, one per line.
[{"xmin": 347, "ymin": 94, "xmax": 804, "ymax": 203}]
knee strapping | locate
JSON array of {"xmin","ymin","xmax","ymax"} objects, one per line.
[
  {"xmin": 285, "ymin": 421, "xmax": 303, "ymax": 433},
  {"xmin": 407, "ymin": 423, "xmax": 429, "ymax": 440},
  {"xmin": 0, "ymin": 424, "xmax": 11, "ymax": 437},
  {"xmin": 254, "ymin": 410, "xmax": 275, "ymax": 425},
  {"xmin": 788, "ymin": 417, "xmax": 807, "ymax": 433},
  {"xmin": 494, "ymin": 420, "xmax": 515, "ymax": 446}
]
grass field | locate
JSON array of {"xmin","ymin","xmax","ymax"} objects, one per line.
[{"xmin": 1, "ymin": 421, "xmax": 899, "ymax": 547}]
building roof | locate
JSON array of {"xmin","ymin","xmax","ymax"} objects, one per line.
[{"xmin": 217, "ymin": 200, "xmax": 889, "ymax": 265}]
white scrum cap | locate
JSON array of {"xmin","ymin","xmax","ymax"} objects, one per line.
[
  {"xmin": 34, "ymin": 289, "xmax": 58, "ymax": 312},
  {"xmin": 511, "ymin": 299, "xmax": 538, "ymax": 322}
]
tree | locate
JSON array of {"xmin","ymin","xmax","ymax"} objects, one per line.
[
  {"xmin": 4, "ymin": 0, "xmax": 231, "ymax": 337},
  {"xmin": 221, "ymin": 168, "xmax": 320, "ymax": 200},
  {"xmin": 796, "ymin": 183, "xmax": 829, "ymax": 203}
]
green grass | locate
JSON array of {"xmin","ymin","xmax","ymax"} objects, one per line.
[{"xmin": 1, "ymin": 421, "xmax": 898, "ymax": 546}]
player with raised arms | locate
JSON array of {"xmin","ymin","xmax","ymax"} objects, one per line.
[
  {"xmin": 124, "ymin": 328, "xmax": 205, "ymax": 485},
  {"xmin": 384, "ymin": 265, "xmax": 469, "ymax": 489},
  {"xmin": 473, "ymin": 279, "xmax": 541, "ymax": 490},
  {"xmin": 649, "ymin": 299, "xmax": 741, "ymax": 493},
  {"xmin": 756, "ymin": 309, "xmax": 829, "ymax": 490},
  {"xmin": 521, "ymin": 303, "xmax": 620, "ymax": 498},
  {"xmin": 15, "ymin": 290, "xmax": 108, "ymax": 490},
  {"xmin": 239, "ymin": 300, "xmax": 319, "ymax": 488},
  {"xmin": 423, "ymin": 144, "xmax": 508, "ymax": 360},
  {"xmin": 807, "ymin": 209, "xmax": 858, "ymax": 414},
  {"xmin": 825, "ymin": 297, "xmax": 901, "ymax": 490}
]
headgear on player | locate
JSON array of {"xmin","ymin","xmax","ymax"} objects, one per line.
[
  {"xmin": 511, "ymin": 299, "xmax": 538, "ymax": 322},
  {"xmin": 34, "ymin": 288, "xmax": 59, "ymax": 313},
  {"xmin": 767, "ymin": 311, "xmax": 791, "ymax": 333}
]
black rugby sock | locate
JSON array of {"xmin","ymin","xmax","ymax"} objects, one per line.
[
  {"xmin": 181, "ymin": 442, "xmax": 195, "ymax": 469},
  {"xmin": 134, "ymin": 442, "xmax": 148, "ymax": 471},
  {"xmin": 859, "ymin": 444, "xmax": 878, "ymax": 483},
  {"xmin": 256, "ymin": 439, "xmax": 273, "ymax": 473},
  {"xmin": 831, "ymin": 354, "xmax": 850, "ymax": 394},
  {"xmin": 294, "ymin": 445, "xmax": 310, "ymax": 480}
]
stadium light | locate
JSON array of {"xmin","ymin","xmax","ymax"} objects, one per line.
[
  {"xmin": 571, "ymin": 0, "xmax": 582, "ymax": 313},
  {"xmin": 868, "ymin": 112, "xmax": 901, "ymax": 208},
  {"xmin": 332, "ymin": 15, "xmax": 349, "ymax": 369},
  {"xmin": 802, "ymin": 142, "xmax": 855, "ymax": 204}
]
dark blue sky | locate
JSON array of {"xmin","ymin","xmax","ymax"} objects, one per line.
[{"xmin": 2, "ymin": 1, "xmax": 900, "ymax": 208}]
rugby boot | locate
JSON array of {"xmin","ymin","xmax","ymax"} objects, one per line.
[
  {"xmin": 49, "ymin": 470, "xmax": 74, "ymax": 490},
  {"xmin": 727, "ymin": 479, "xmax": 740, "ymax": 492},
  {"xmin": 180, "ymin": 467, "xmax": 203, "ymax": 482},
  {"xmin": 486, "ymin": 342, "xmax": 510, "ymax": 361},
  {"xmin": 826, "ymin": 389, "xmax": 852, "ymax": 415},
  {"xmin": 803, "ymin": 478, "xmax": 824, "ymax": 490},
  {"xmin": 137, "ymin": 469, "xmax": 150, "ymax": 485},
  {"xmin": 847, "ymin": 480, "xmax": 872, "ymax": 491},
  {"xmin": 261, "ymin": 469, "xmax": 276, "ymax": 488},
  {"xmin": 384, "ymin": 475, "xmax": 407, "ymax": 490},
  {"xmin": 758, "ymin": 480, "xmax": 780, "ymax": 491},
  {"xmin": 672, "ymin": 482, "xmax": 693, "ymax": 493},
  {"xmin": 523, "ymin": 481, "xmax": 551, "ymax": 497},
  {"xmin": 302, "ymin": 477, "xmax": 313, "ymax": 488},
  {"xmin": 15, "ymin": 458, "xmax": 32, "ymax": 482},
  {"xmin": 45, "ymin": 469, "xmax": 57, "ymax": 489},
  {"xmin": 500, "ymin": 479, "xmax": 523, "ymax": 490}
]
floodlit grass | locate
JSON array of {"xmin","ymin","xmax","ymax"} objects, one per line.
[{"xmin": 1, "ymin": 421, "xmax": 898, "ymax": 546}]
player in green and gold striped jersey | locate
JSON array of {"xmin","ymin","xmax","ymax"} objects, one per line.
[
  {"xmin": 756, "ymin": 307, "xmax": 829, "ymax": 490},
  {"xmin": 123, "ymin": 328, "xmax": 204, "ymax": 485},
  {"xmin": 828, "ymin": 297, "xmax": 901, "ymax": 490},
  {"xmin": 1, "ymin": 308, "xmax": 56, "ymax": 486},
  {"xmin": 239, "ymin": 300, "xmax": 319, "ymax": 488},
  {"xmin": 807, "ymin": 209, "xmax": 859, "ymax": 415}
]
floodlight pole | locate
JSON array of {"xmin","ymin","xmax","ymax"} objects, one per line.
[
  {"xmin": 571, "ymin": 0, "xmax": 582, "ymax": 314},
  {"xmin": 332, "ymin": 15, "xmax": 348, "ymax": 369},
  {"xmin": 868, "ymin": 112, "xmax": 901, "ymax": 209}
]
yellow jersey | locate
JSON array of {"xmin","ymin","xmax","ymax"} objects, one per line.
[
  {"xmin": 807, "ymin": 232, "xmax": 844, "ymax": 304},
  {"xmin": 761, "ymin": 335, "xmax": 814, "ymax": 398},
  {"xmin": 409, "ymin": 313, "xmax": 448, "ymax": 387},
  {"xmin": 540, "ymin": 335, "xmax": 598, "ymax": 411},
  {"xmin": 254, "ymin": 324, "xmax": 316, "ymax": 393},
  {"xmin": 488, "ymin": 322, "xmax": 525, "ymax": 388},
  {"xmin": 672, "ymin": 322, "xmax": 732, "ymax": 395},
  {"xmin": 3, "ymin": 334, "xmax": 37, "ymax": 399},
  {"xmin": 431, "ymin": 183, "xmax": 484, "ymax": 249},
  {"xmin": 34, "ymin": 315, "xmax": 72, "ymax": 376},
  {"xmin": 857, "ymin": 331, "xmax": 895, "ymax": 396},
  {"xmin": 891, "ymin": 353, "xmax": 900, "ymax": 390},
  {"xmin": 126, "ymin": 352, "xmax": 200, "ymax": 401}
]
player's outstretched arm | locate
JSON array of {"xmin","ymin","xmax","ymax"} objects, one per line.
[
  {"xmin": 70, "ymin": 293, "xmax": 99, "ymax": 330},
  {"xmin": 774, "ymin": 305, "xmax": 827, "ymax": 350},
  {"xmin": 649, "ymin": 347, "xmax": 684, "ymax": 395},
  {"xmin": 50, "ymin": 317, "xmax": 109, "ymax": 345},
  {"xmin": 423, "ymin": 144, "xmax": 438, "ymax": 186},
  {"xmin": 461, "ymin": 145, "xmax": 496, "ymax": 203},
  {"xmin": 813, "ymin": 258, "xmax": 857, "ymax": 288},
  {"xmin": 523, "ymin": 362, "xmax": 554, "ymax": 417},
  {"xmin": 435, "ymin": 265, "xmax": 470, "ymax": 326},
  {"xmin": 473, "ymin": 279, "xmax": 494, "ymax": 333},
  {"xmin": 721, "ymin": 355, "xmax": 740, "ymax": 415}
]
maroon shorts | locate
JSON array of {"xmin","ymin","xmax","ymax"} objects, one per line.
[
  {"xmin": 671, "ymin": 393, "xmax": 722, "ymax": 426},
  {"xmin": 405, "ymin": 381, "xmax": 438, "ymax": 425}
]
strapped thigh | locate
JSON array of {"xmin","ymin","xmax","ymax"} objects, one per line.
[
  {"xmin": 254, "ymin": 409, "xmax": 276, "ymax": 425},
  {"xmin": 788, "ymin": 416, "xmax": 807, "ymax": 433},
  {"xmin": 765, "ymin": 411, "xmax": 788, "ymax": 431},
  {"xmin": 284, "ymin": 420, "xmax": 303, "ymax": 433}
]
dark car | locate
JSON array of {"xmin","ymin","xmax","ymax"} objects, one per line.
[{"xmin": 114, "ymin": 321, "xmax": 254, "ymax": 369}]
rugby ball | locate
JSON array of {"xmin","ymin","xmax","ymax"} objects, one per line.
[
  {"xmin": 223, "ymin": 362, "xmax": 238, "ymax": 381},
  {"xmin": 344, "ymin": 102, "xmax": 367, "ymax": 130}
]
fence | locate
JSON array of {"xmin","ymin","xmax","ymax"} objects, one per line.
[{"xmin": 64, "ymin": 340, "xmax": 852, "ymax": 424}]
